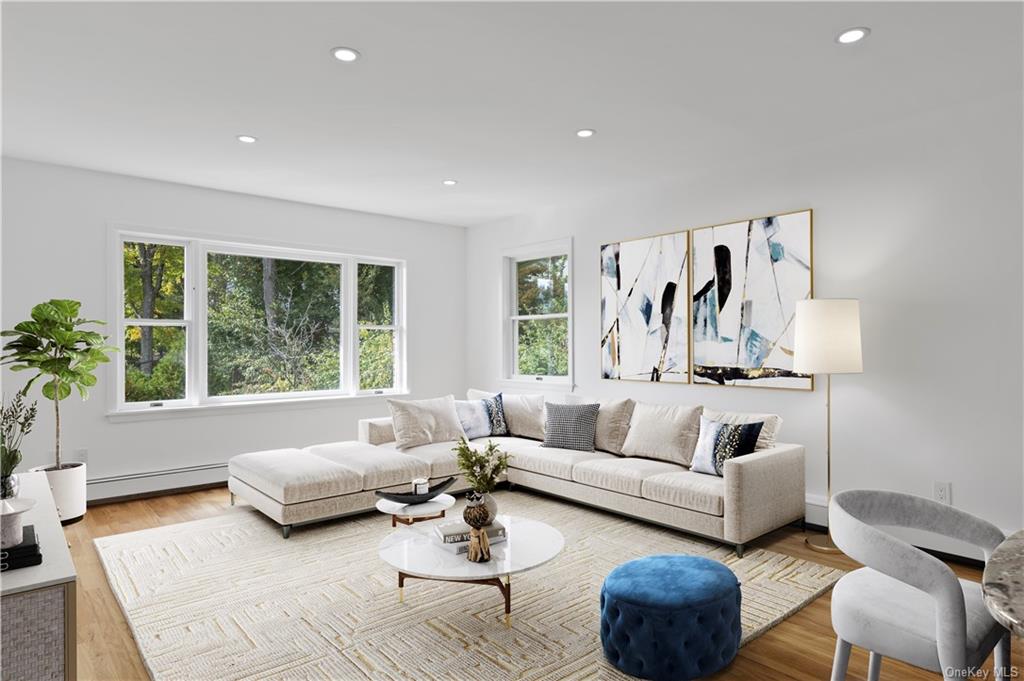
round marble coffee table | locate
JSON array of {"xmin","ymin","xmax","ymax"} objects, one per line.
[
  {"xmin": 983, "ymin": 528, "xmax": 1024, "ymax": 637},
  {"xmin": 375, "ymin": 493, "xmax": 456, "ymax": 527},
  {"xmin": 378, "ymin": 514, "xmax": 564, "ymax": 626}
]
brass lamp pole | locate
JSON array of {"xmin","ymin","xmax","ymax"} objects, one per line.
[{"xmin": 793, "ymin": 299, "xmax": 863, "ymax": 553}]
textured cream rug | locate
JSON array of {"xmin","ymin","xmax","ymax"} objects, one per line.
[{"xmin": 96, "ymin": 490, "xmax": 842, "ymax": 680}]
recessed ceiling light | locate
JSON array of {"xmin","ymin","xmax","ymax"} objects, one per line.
[
  {"xmin": 332, "ymin": 47, "xmax": 361, "ymax": 62},
  {"xmin": 441, "ymin": 179, "xmax": 458, "ymax": 186},
  {"xmin": 576, "ymin": 129, "xmax": 596, "ymax": 138},
  {"xmin": 836, "ymin": 27, "xmax": 870, "ymax": 44},
  {"xmin": 236, "ymin": 134, "xmax": 258, "ymax": 144}
]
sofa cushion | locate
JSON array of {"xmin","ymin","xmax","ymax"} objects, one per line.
[
  {"xmin": 386, "ymin": 395, "xmax": 466, "ymax": 450},
  {"xmin": 377, "ymin": 440, "xmax": 459, "ymax": 478},
  {"xmin": 621, "ymin": 402, "xmax": 703, "ymax": 466},
  {"xmin": 543, "ymin": 402, "xmax": 600, "ymax": 452},
  {"xmin": 304, "ymin": 441, "xmax": 430, "ymax": 490},
  {"xmin": 702, "ymin": 408, "xmax": 781, "ymax": 451},
  {"xmin": 468, "ymin": 389, "xmax": 545, "ymax": 440},
  {"xmin": 641, "ymin": 470, "xmax": 725, "ymax": 516},
  {"xmin": 228, "ymin": 448, "xmax": 362, "ymax": 504},
  {"xmin": 595, "ymin": 398, "xmax": 635, "ymax": 455},
  {"xmin": 507, "ymin": 444, "xmax": 615, "ymax": 480},
  {"xmin": 572, "ymin": 458, "xmax": 684, "ymax": 497}
]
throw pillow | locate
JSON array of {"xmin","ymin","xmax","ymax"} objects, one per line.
[
  {"xmin": 690, "ymin": 416, "xmax": 764, "ymax": 476},
  {"xmin": 386, "ymin": 395, "xmax": 466, "ymax": 450},
  {"xmin": 701, "ymin": 408, "xmax": 782, "ymax": 450},
  {"xmin": 454, "ymin": 394, "xmax": 509, "ymax": 439},
  {"xmin": 467, "ymin": 389, "xmax": 545, "ymax": 440},
  {"xmin": 595, "ymin": 398, "xmax": 635, "ymax": 455},
  {"xmin": 620, "ymin": 402, "xmax": 703, "ymax": 465},
  {"xmin": 542, "ymin": 403, "xmax": 600, "ymax": 452}
]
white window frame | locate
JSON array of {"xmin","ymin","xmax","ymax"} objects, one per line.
[
  {"xmin": 110, "ymin": 226, "xmax": 406, "ymax": 413},
  {"xmin": 501, "ymin": 238, "xmax": 573, "ymax": 385}
]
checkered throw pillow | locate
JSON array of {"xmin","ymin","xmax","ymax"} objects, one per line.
[{"xmin": 542, "ymin": 403, "xmax": 600, "ymax": 452}]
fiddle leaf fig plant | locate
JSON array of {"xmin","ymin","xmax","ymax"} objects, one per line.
[{"xmin": 1, "ymin": 299, "xmax": 117, "ymax": 470}]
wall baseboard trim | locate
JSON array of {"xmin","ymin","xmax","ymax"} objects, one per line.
[{"xmin": 88, "ymin": 481, "xmax": 228, "ymax": 507}]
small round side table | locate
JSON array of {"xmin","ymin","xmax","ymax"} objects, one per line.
[{"xmin": 375, "ymin": 493, "xmax": 456, "ymax": 527}]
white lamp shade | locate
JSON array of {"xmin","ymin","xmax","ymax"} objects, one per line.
[{"xmin": 793, "ymin": 299, "xmax": 863, "ymax": 374}]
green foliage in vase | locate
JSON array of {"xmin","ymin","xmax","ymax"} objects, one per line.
[
  {"xmin": 1, "ymin": 393, "xmax": 37, "ymax": 478},
  {"xmin": 1, "ymin": 299, "xmax": 116, "ymax": 469},
  {"xmin": 453, "ymin": 437, "xmax": 509, "ymax": 493}
]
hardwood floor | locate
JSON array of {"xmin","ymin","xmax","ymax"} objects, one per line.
[{"xmin": 67, "ymin": 487, "xmax": 1019, "ymax": 681}]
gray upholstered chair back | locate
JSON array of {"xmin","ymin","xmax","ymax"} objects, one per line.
[{"xmin": 829, "ymin": 490, "xmax": 1004, "ymax": 673}]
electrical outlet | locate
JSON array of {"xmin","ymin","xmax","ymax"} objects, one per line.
[
  {"xmin": 934, "ymin": 481, "xmax": 952, "ymax": 505},
  {"xmin": 75, "ymin": 448, "xmax": 88, "ymax": 464}
]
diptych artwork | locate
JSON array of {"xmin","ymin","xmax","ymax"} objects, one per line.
[
  {"xmin": 691, "ymin": 210, "xmax": 813, "ymax": 389},
  {"xmin": 601, "ymin": 232, "xmax": 689, "ymax": 382}
]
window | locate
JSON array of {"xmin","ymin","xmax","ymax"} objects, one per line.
[
  {"xmin": 503, "ymin": 241, "xmax": 572, "ymax": 382},
  {"xmin": 114, "ymin": 230, "xmax": 405, "ymax": 412}
]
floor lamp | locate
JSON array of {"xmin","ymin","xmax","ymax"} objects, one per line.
[{"xmin": 793, "ymin": 299, "xmax": 863, "ymax": 553}]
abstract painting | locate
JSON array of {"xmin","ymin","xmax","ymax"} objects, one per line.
[
  {"xmin": 601, "ymin": 232, "xmax": 689, "ymax": 382},
  {"xmin": 691, "ymin": 210, "xmax": 813, "ymax": 389}
]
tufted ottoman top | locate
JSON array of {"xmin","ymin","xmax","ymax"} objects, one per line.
[
  {"xmin": 601, "ymin": 555, "xmax": 741, "ymax": 680},
  {"xmin": 603, "ymin": 554, "xmax": 739, "ymax": 609}
]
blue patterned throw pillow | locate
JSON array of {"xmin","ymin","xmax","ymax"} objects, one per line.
[
  {"xmin": 691, "ymin": 415, "xmax": 764, "ymax": 476},
  {"xmin": 542, "ymin": 403, "xmax": 600, "ymax": 452},
  {"xmin": 454, "ymin": 394, "xmax": 509, "ymax": 439}
]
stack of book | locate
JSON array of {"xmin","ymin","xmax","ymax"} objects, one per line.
[
  {"xmin": 1, "ymin": 525, "xmax": 42, "ymax": 572},
  {"xmin": 433, "ymin": 520, "xmax": 507, "ymax": 555}
]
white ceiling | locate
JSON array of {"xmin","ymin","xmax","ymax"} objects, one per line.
[{"xmin": 3, "ymin": 2, "xmax": 1021, "ymax": 227}]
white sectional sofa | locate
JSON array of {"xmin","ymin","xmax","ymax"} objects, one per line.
[
  {"xmin": 361, "ymin": 419, "xmax": 805, "ymax": 557},
  {"xmin": 228, "ymin": 400, "xmax": 805, "ymax": 556}
]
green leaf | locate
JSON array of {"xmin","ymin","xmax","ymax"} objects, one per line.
[
  {"xmin": 12, "ymin": 321, "xmax": 41, "ymax": 335},
  {"xmin": 78, "ymin": 373, "xmax": 97, "ymax": 387},
  {"xmin": 41, "ymin": 381, "xmax": 56, "ymax": 400},
  {"xmin": 49, "ymin": 300, "xmax": 81, "ymax": 319},
  {"xmin": 30, "ymin": 302, "xmax": 62, "ymax": 324}
]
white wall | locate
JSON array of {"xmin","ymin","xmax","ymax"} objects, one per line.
[
  {"xmin": 1, "ymin": 158, "xmax": 466, "ymax": 499},
  {"xmin": 465, "ymin": 91, "xmax": 1024, "ymax": 556}
]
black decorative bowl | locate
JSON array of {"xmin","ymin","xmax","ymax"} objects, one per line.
[{"xmin": 374, "ymin": 477, "xmax": 456, "ymax": 505}]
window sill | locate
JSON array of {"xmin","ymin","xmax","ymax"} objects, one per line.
[
  {"xmin": 500, "ymin": 377, "xmax": 572, "ymax": 388},
  {"xmin": 106, "ymin": 391, "xmax": 408, "ymax": 423}
]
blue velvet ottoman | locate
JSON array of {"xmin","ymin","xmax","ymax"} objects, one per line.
[{"xmin": 600, "ymin": 555, "xmax": 741, "ymax": 681}]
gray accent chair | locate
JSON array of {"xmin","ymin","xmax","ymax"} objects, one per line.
[{"xmin": 828, "ymin": 489, "xmax": 1010, "ymax": 681}]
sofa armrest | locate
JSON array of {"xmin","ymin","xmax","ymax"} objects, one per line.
[
  {"xmin": 358, "ymin": 417, "xmax": 396, "ymax": 445},
  {"xmin": 723, "ymin": 443, "xmax": 805, "ymax": 544}
]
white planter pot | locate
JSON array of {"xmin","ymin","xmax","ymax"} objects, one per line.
[{"xmin": 30, "ymin": 462, "xmax": 87, "ymax": 523}]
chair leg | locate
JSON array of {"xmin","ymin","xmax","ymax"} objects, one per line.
[
  {"xmin": 995, "ymin": 632, "xmax": 1011, "ymax": 680},
  {"xmin": 830, "ymin": 638, "xmax": 851, "ymax": 681},
  {"xmin": 867, "ymin": 652, "xmax": 882, "ymax": 681}
]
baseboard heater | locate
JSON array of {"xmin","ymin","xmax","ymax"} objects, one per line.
[{"xmin": 86, "ymin": 462, "xmax": 228, "ymax": 485}]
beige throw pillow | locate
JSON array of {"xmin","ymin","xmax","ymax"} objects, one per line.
[
  {"xmin": 621, "ymin": 402, "xmax": 703, "ymax": 466},
  {"xmin": 595, "ymin": 398, "xmax": 635, "ymax": 455},
  {"xmin": 702, "ymin": 408, "xmax": 782, "ymax": 450},
  {"xmin": 386, "ymin": 395, "xmax": 465, "ymax": 450},
  {"xmin": 466, "ymin": 389, "xmax": 545, "ymax": 440}
]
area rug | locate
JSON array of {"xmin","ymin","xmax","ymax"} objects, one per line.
[{"xmin": 95, "ymin": 490, "xmax": 842, "ymax": 680}]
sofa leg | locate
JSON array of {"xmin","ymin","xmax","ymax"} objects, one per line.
[
  {"xmin": 282, "ymin": 524, "xmax": 292, "ymax": 539},
  {"xmin": 229, "ymin": 492, "xmax": 235, "ymax": 506},
  {"xmin": 735, "ymin": 543, "xmax": 745, "ymax": 558},
  {"xmin": 509, "ymin": 481, "xmax": 516, "ymax": 491}
]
